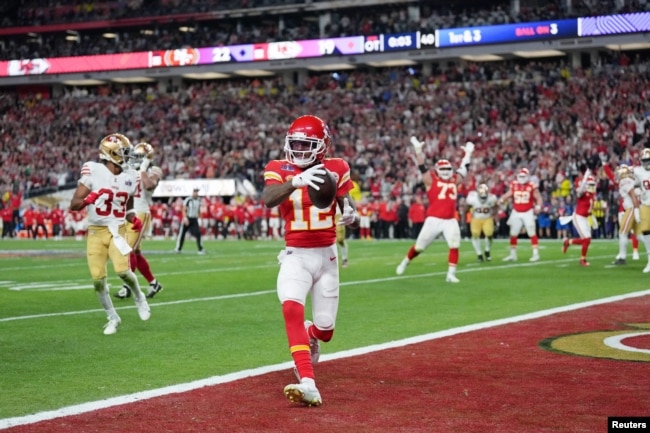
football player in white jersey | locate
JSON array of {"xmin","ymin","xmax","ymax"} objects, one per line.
[
  {"xmin": 613, "ymin": 164, "xmax": 642, "ymax": 264},
  {"xmin": 632, "ymin": 149, "xmax": 650, "ymax": 272},
  {"xmin": 70, "ymin": 133, "xmax": 151, "ymax": 335},
  {"xmin": 466, "ymin": 183, "xmax": 498, "ymax": 262},
  {"xmin": 115, "ymin": 142, "xmax": 165, "ymax": 300}
]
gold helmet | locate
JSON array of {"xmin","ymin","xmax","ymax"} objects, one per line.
[
  {"xmin": 642, "ymin": 148, "xmax": 650, "ymax": 170},
  {"xmin": 99, "ymin": 133, "xmax": 132, "ymax": 168},
  {"xmin": 130, "ymin": 142, "xmax": 155, "ymax": 169},
  {"xmin": 477, "ymin": 183, "xmax": 489, "ymax": 201},
  {"xmin": 616, "ymin": 164, "xmax": 632, "ymax": 181}
]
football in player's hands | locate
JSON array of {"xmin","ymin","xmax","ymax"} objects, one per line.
[{"xmin": 308, "ymin": 169, "xmax": 337, "ymax": 209}]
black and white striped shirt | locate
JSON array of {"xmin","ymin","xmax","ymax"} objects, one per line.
[{"xmin": 184, "ymin": 196, "xmax": 201, "ymax": 218}]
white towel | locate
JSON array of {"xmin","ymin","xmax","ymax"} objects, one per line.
[
  {"xmin": 107, "ymin": 224, "xmax": 132, "ymax": 256},
  {"xmin": 559, "ymin": 215, "xmax": 573, "ymax": 225}
]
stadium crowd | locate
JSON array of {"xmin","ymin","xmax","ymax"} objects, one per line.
[
  {"xmin": 1, "ymin": 52, "xmax": 650, "ymax": 242},
  {"xmin": 1, "ymin": 0, "xmax": 647, "ymax": 60},
  {"xmin": 1, "ymin": 0, "xmax": 650, "ymax": 243}
]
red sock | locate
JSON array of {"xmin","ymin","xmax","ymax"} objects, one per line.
[
  {"xmin": 530, "ymin": 235, "xmax": 539, "ymax": 247},
  {"xmin": 282, "ymin": 300, "xmax": 314, "ymax": 380},
  {"xmin": 136, "ymin": 253, "xmax": 155, "ymax": 283},
  {"xmin": 581, "ymin": 238, "xmax": 591, "ymax": 258},
  {"xmin": 631, "ymin": 234, "xmax": 639, "ymax": 249},
  {"xmin": 570, "ymin": 238, "xmax": 584, "ymax": 246},
  {"xmin": 510, "ymin": 236, "xmax": 518, "ymax": 247},
  {"xmin": 407, "ymin": 245, "xmax": 420, "ymax": 260},
  {"xmin": 129, "ymin": 253, "xmax": 137, "ymax": 272},
  {"xmin": 448, "ymin": 248, "xmax": 459, "ymax": 266}
]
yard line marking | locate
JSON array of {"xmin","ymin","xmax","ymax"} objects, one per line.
[
  {"xmin": 1, "ymin": 288, "xmax": 648, "ymax": 430},
  {"xmin": 0, "ymin": 254, "xmax": 633, "ymax": 320}
]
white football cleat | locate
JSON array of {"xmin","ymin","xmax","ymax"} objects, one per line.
[
  {"xmin": 502, "ymin": 254, "xmax": 517, "ymax": 262},
  {"xmin": 633, "ymin": 251, "xmax": 640, "ymax": 261},
  {"xmin": 103, "ymin": 317, "xmax": 121, "ymax": 335},
  {"xmin": 135, "ymin": 296, "xmax": 151, "ymax": 321},
  {"xmin": 445, "ymin": 274, "xmax": 460, "ymax": 283},
  {"xmin": 643, "ymin": 263, "xmax": 650, "ymax": 274},
  {"xmin": 284, "ymin": 380, "xmax": 322, "ymax": 406},
  {"xmin": 396, "ymin": 259, "xmax": 409, "ymax": 275},
  {"xmin": 305, "ymin": 320, "xmax": 320, "ymax": 364},
  {"xmin": 529, "ymin": 254, "xmax": 540, "ymax": 262}
]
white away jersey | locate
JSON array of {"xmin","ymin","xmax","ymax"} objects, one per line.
[
  {"xmin": 79, "ymin": 161, "xmax": 139, "ymax": 226},
  {"xmin": 633, "ymin": 166, "xmax": 650, "ymax": 206},
  {"xmin": 618, "ymin": 176, "xmax": 637, "ymax": 210},
  {"xmin": 466, "ymin": 191, "xmax": 497, "ymax": 220},
  {"xmin": 132, "ymin": 170, "xmax": 154, "ymax": 214}
]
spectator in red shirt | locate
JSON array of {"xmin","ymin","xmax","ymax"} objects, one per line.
[
  {"xmin": 49, "ymin": 204, "xmax": 65, "ymax": 240},
  {"xmin": 33, "ymin": 206, "xmax": 49, "ymax": 239},
  {"xmin": 408, "ymin": 195, "xmax": 426, "ymax": 238},
  {"xmin": 1, "ymin": 207, "xmax": 13, "ymax": 238},
  {"xmin": 22, "ymin": 205, "xmax": 36, "ymax": 238}
]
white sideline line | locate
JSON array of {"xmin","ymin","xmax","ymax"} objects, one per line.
[
  {"xmin": 2, "ymin": 288, "xmax": 649, "ymax": 430},
  {"xmin": 0, "ymin": 255, "xmax": 621, "ymax": 321}
]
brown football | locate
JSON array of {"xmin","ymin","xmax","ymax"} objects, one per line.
[{"xmin": 308, "ymin": 169, "xmax": 337, "ymax": 209}]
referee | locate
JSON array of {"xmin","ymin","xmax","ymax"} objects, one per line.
[{"xmin": 175, "ymin": 188, "xmax": 205, "ymax": 254}]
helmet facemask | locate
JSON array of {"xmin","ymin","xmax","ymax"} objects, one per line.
[
  {"xmin": 284, "ymin": 115, "xmax": 331, "ymax": 168},
  {"xmin": 99, "ymin": 133, "xmax": 132, "ymax": 169},
  {"xmin": 517, "ymin": 168, "xmax": 530, "ymax": 184},
  {"xmin": 478, "ymin": 184, "xmax": 489, "ymax": 201},
  {"xmin": 435, "ymin": 160, "xmax": 453, "ymax": 180},
  {"xmin": 284, "ymin": 137, "xmax": 326, "ymax": 168}
]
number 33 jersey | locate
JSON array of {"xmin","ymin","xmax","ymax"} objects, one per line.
[{"xmin": 79, "ymin": 161, "xmax": 139, "ymax": 226}]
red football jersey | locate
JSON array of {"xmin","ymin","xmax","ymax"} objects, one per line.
[
  {"xmin": 425, "ymin": 172, "xmax": 459, "ymax": 219},
  {"xmin": 574, "ymin": 177, "xmax": 595, "ymax": 217},
  {"xmin": 264, "ymin": 158, "xmax": 353, "ymax": 248},
  {"xmin": 508, "ymin": 181, "xmax": 537, "ymax": 212}
]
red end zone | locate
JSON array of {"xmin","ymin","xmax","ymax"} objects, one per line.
[{"xmin": 5, "ymin": 296, "xmax": 650, "ymax": 433}]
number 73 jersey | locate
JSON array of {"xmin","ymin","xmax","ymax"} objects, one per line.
[
  {"xmin": 79, "ymin": 161, "xmax": 138, "ymax": 226},
  {"xmin": 263, "ymin": 158, "xmax": 353, "ymax": 248}
]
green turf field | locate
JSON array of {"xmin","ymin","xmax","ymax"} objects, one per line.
[{"xmin": 0, "ymin": 237, "xmax": 646, "ymax": 420}]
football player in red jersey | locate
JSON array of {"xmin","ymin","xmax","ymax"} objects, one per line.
[
  {"xmin": 395, "ymin": 136, "xmax": 474, "ymax": 283},
  {"xmin": 498, "ymin": 168, "xmax": 543, "ymax": 262},
  {"xmin": 561, "ymin": 170, "xmax": 597, "ymax": 266},
  {"xmin": 262, "ymin": 115, "xmax": 359, "ymax": 407}
]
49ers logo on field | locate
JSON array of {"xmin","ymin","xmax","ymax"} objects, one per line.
[{"xmin": 540, "ymin": 323, "xmax": 650, "ymax": 362}]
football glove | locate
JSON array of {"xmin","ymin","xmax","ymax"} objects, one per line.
[
  {"xmin": 291, "ymin": 164, "xmax": 326, "ymax": 190},
  {"xmin": 634, "ymin": 208, "xmax": 641, "ymax": 224},
  {"xmin": 410, "ymin": 136, "xmax": 424, "ymax": 154},
  {"xmin": 83, "ymin": 191, "xmax": 100, "ymax": 206},
  {"xmin": 337, "ymin": 198, "xmax": 358, "ymax": 226},
  {"xmin": 130, "ymin": 216, "xmax": 143, "ymax": 232}
]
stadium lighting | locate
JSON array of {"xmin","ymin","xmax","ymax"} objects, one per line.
[
  {"xmin": 366, "ymin": 59, "xmax": 417, "ymax": 67},
  {"xmin": 62, "ymin": 79, "xmax": 106, "ymax": 86},
  {"xmin": 111, "ymin": 76, "xmax": 156, "ymax": 83},
  {"xmin": 460, "ymin": 54, "xmax": 504, "ymax": 62},
  {"xmin": 234, "ymin": 69, "xmax": 275, "ymax": 77},
  {"xmin": 182, "ymin": 72, "xmax": 231, "ymax": 79},
  {"xmin": 513, "ymin": 49, "xmax": 566, "ymax": 58},
  {"xmin": 102, "ymin": 32, "xmax": 118, "ymax": 39},
  {"xmin": 307, "ymin": 63, "xmax": 356, "ymax": 71},
  {"xmin": 605, "ymin": 42, "xmax": 650, "ymax": 50}
]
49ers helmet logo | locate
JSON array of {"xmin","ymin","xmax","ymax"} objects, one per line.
[{"xmin": 540, "ymin": 323, "xmax": 650, "ymax": 362}]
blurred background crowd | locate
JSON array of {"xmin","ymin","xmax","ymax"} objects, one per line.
[{"xmin": 1, "ymin": 0, "xmax": 649, "ymax": 241}]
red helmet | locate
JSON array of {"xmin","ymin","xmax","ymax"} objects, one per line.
[
  {"xmin": 285, "ymin": 115, "xmax": 331, "ymax": 167},
  {"xmin": 435, "ymin": 159, "xmax": 453, "ymax": 180},
  {"xmin": 517, "ymin": 168, "xmax": 529, "ymax": 184}
]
